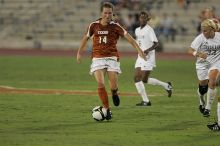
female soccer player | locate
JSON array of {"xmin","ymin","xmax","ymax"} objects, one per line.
[
  {"xmin": 76, "ymin": 2, "xmax": 146, "ymax": 120},
  {"xmin": 134, "ymin": 11, "xmax": 173, "ymax": 106},
  {"xmin": 188, "ymin": 19, "xmax": 220, "ymax": 130},
  {"xmin": 193, "ymin": 8, "xmax": 220, "ymax": 116}
]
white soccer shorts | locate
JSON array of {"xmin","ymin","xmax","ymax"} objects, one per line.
[
  {"xmin": 197, "ymin": 60, "xmax": 220, "ymax": 81},
  {"xmin": 90, "ymin": 58, "xmax": 121, "ymax": 75},
  {"xmin": 135, "ymin": 57, "xmax": 155, "ymax": 71},
  {"xmin": 196, "ymin": 68, "xmax": 209, "ymax": 81},
  {"xmin": 208, "ymin": 60, "xmax": 220, "ymax": 73}
]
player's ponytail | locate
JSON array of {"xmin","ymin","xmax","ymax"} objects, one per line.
[{"xmin": 201, "ymin": 19, "xmax": 219, "ymax": 31}]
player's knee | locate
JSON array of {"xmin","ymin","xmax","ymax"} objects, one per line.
[
  {"xmin": 97, "ymin": 82, "xmax": 105, "ymax": 88},
  {"xmin": 134, "ymin": 76, "xmax": 142, "ymax": 82},
  {"xmin": 199, "ymin": 84, "xmax": 208, "ymax": 95},
  {"xmin": 142, "ymin": 76, "xmax": 148, "ymax": 83},
  {"xmin": 208, "ymin": 80, "xmax": 216, "ymax": 89},
  {"xmin": 142, "ymin": 78, "xmax": 148, "ymax": 83}
]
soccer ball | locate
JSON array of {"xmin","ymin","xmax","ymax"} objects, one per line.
[{"xmin": 92, "ymin": 106, "xmax": 107, "ymax": 121}]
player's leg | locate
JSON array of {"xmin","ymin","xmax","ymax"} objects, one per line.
[
  {"xmin": 216, "ymin": 72, "xmax": 220, "ymax": 86},
  {"xmin": 94, "ymin": 69, "xmax": 109, "ymax": 109},
  {"xmin": 106, "ymin": 59, "xmax": 121, "ymax": 107},
  {"xmin": 198, "ymin": 80, "xmax": 208, "ymax": 113},
  {"xmin": 217, "ymin": 74, "xmax": 220, "ymax": 128},
  {"xmin": 218, "ymin": 75, "xmax": 220, "ymax": 126},
  {"xmin": 207, "ymin": 96, "xmax": 220, "ymax": 131},
  {"xmin": 94, "ymin": 69, "xmax": 112, "ymax": 120},
  {"xmin": 108, "ymin": 71, "xmax": 120, "ymax": 106},
  {"xmin": 134, "ymin": 68, "xmax": 151, "ymax": 106},
  {"xmin": 204, "ymin": 69, "xmax": 218, "ymax": 117},
  {"xmin": 218, "ymin": 97, "xmax": 220, "ymax": 129},
  {"xmin": 207, "ymin": 66, "xmax": 220, "ymax": 130},
  {"xmin": 216, "ymin": 97, "xmax": 220, "ymax": 130},
  {"xmin": 146, "ymin": 78, "xmax": 173, "ymax": 97},
  {"xmin": 90, "ymin": 59, "xmax": 110, "ymax": 109},
  {"xmin": 196, "ymin": 68, "xmax": 209, "ymax": 114}
]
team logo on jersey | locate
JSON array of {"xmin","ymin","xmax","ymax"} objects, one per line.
[
  {"xmin": 200, "ymin": 42, "xmax": 220, "ymax": 55},
  {"xmin": 98, "ymin": 31, "xmax": 108, "ymax": 35},
  {"xmin": 199, "ymin": 42, "xmax": 208, "ymax": 51},
  {"xmin": 202, "ymin": 42, "xmax": 220, "ymax": 51}
]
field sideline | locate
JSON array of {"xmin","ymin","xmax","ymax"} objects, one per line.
[
  {"xmin": 0, "ymin": 85, "xmax": 190, "ymax": 97},
  {"xmin": 0, "ymin": 48, "xmax": 193, "ymax": 60},
  {"xmin": 0, "ymin": 85, "xmax": 140, "ymax": 96}
]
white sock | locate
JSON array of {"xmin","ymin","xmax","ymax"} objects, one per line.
[
  {"xmin": 197, "ymin": 88, "xmax": 205, "ymax": 106},
  {"xmin": 218, "ymin": 102, "xmax": 220, "ymax": 126},
  {"xmin": 147, "ymin": 78, "xmax": 169, "ymax": 90},
  {"xmin": 205, "ymin": 88, "xmax": 217, "ymax": 110},
  {"xmin": 135, "ymin": 81, "xmax": 149, "ymax": 102}
]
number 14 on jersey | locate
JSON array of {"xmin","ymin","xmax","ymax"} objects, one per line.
[{"xmin": 99, "ymin": 36, "xmax": 107, "ymax": 44}]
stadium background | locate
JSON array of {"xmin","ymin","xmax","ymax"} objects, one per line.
[{"xmin": 0, "ymin": 0, "xmax": 219, "ymax": 53}]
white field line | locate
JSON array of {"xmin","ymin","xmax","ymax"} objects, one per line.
[{"xmin": 0, "ymin": 85, "xmax": 188, "ymax": 97}]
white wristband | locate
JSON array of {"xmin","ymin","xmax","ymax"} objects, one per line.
[{"xmin": 193, "ymin": 51, "xmax": 197, "ymax": 56}]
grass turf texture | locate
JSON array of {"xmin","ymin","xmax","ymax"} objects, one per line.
[{"xmin": 0, "ymin": 56, "xmax": 219, "ymax": 146}]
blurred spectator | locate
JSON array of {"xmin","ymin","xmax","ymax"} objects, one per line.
[
  {"xmin": 130, "ymin": 0, "xmax": 141, "ymax": 11},
  {"xmin": 184, "ymin": 0, "xmax": 191, "ymax": 10},
  {"xmin": 148, "ymin": 13, "xmax": 161, "ymax": 37},
  {"xmin": 172, "ymin": 12, "xmax": 188, "ymax": 38},
  {"xmin": 33, "ymin": 39, "xmax": 42, "ymax": 50},
  {"xmin": 148, "ymin": 13, "xmax": 164, "ymax": 51},
  {"xmin": 178, "ymin": 0, "xmax": 191, "ymax": 10},
  {"xmin": 196, "ymin": 7, "xmax": 220, "ymax": 34},
  {"xmin": 156, "ymin": 0, "xmax": 164, "ymax": 10},
  {"xmin": 0, "ymin": 17, "xmax": 4, "ymax": 25},
  {"xmin": 178, "ymin": 0, "xmax": 184, "ymax": 7},
  {"xmin": 113, "ymin": 12, "xmax": 124, "ymax": 25},
  {"xmin": 160, "ymin": 13, "xmax": 176, "ymax": 42},
  {"xmin": 144, "ymin": 0, "xmax": 154, "ymax": 11},
  {"xmin": 0, "ymin": 0, "xmax": 4, "ymax": 4},
  {"xmin": 123, "ymin": 13, "xmax": 136, "ymax": 37}
]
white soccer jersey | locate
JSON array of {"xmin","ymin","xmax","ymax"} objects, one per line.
[
  {"xmin": 135, "ymin": 24, "xmax": 158, "ymax": 67},
  {"xmin": 191, "ymin": 32, "xmax": 220, "ymax": 69}
]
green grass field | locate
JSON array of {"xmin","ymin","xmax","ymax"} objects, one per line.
[{"xmin": 0, "ymin": 55, "xmax": 219, "ymax": 146}]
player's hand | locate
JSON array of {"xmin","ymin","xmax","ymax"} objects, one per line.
[
  {"xmin": 138, "ymin": 50, "xmax": 147, "ymax": 61},
  {"xmin": 144, "ymin": 49, "xmax": 149, "ymax": 55},
  {"xmin": 76, "ymin": 52, "xmax": 82, "ymax": 64},
  {"xmin": 197, "ymin": 51, "xmax": 207, "ymax": 59}
]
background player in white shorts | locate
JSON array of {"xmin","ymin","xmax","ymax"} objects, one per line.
[
  {"xmin": 134, "ymin": 11, "xmax": 173, "ymax": 106},
  {"xmin": 188, "ymin": 19, "xmax": 220, "ymax": 124}
]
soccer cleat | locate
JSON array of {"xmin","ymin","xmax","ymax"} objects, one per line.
[
  {"xmin": 207, "ymin": 122, "xmax": 220, "ymax": 131},
  {"xmin": 105, "ymin": 108, "xmax": 112, "ymax": 120},
  {"xmin": 199, "ymin": 105, "xmax": 205, "ymax": 114},
  {"xmin": 203, "ymin": 109, "xmax": 210, "ymax": 117},
  {"xmin": 136, "ymin": 101, "xmax": 151, "ymax": 106},
  {"xmin": 166, "ymin": 82, "xmax": 173, "ymax": 97},
  {"xmin": 112, "ymin": 94, "xmax": 120, "ymax": 106}
]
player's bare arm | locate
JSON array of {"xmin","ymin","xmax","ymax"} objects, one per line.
[
  {"xmin": 124, "ymin": 33, "xmax": 146, "ymax": 60},
  {"xmin": 77, "ymin": 35, "xmax": 89, "ymax": 63},
  {"xmin": 144, "ymin": 42, "xmax": 159, "ymax": 55},
  {"xmin": 188, "ymin": 47, "xmax": 207, "ymax": 59}
]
